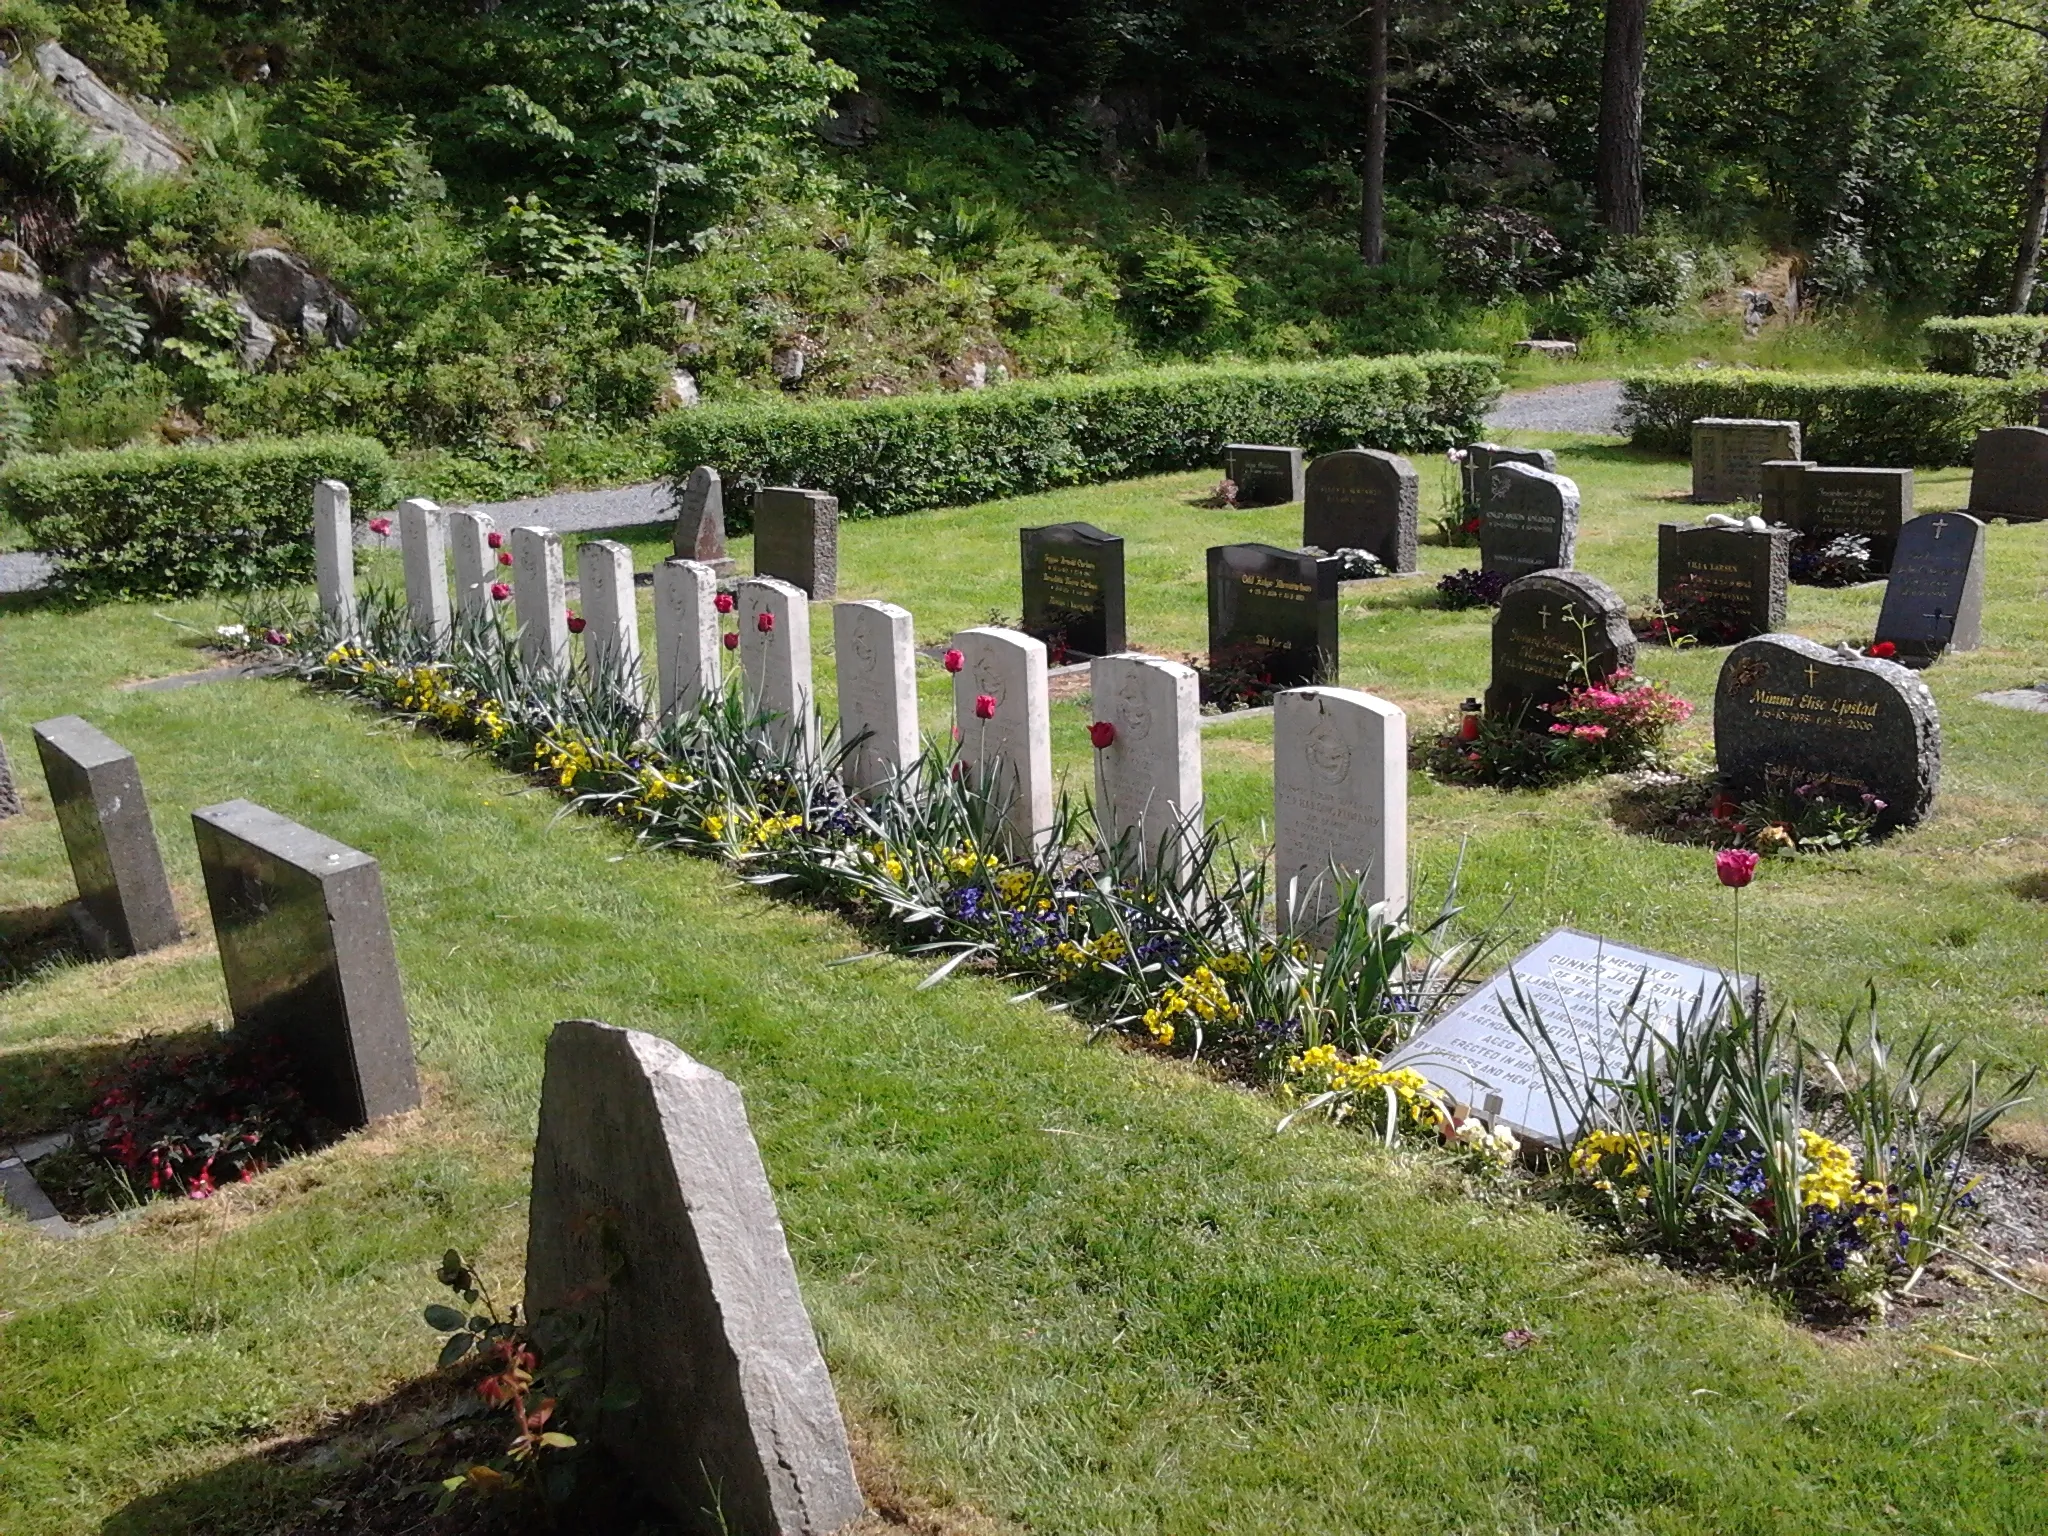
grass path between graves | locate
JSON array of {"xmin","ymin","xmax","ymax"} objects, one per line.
[{"xmin": 2, "ymin": 444, "xmax": 2048, "ymax": 1534}]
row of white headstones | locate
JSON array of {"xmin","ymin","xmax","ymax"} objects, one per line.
[{"xmin": 312, "ymin": 481, "xmax": 1409, "ymax": 937}]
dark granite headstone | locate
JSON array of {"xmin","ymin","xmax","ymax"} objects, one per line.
[
  {"xmin": 1205, "ymin": 543, "xmax": 1340, "ymax": 699},
  {"xmin": 672, "ymin": 465, "xmax": 735, "ymax": 577},
  {"xmin": 1462, "ymin": 443, "xmax": 1557, "ymax": 512},
  {"xmin": 1691, "ymin": 418, "xmax": 1802, "ymax": 502},
  {"xmin": 1480, "ymin": 462, "xmax": 1579, "ymax": 579},
  {"xmin": 0, "ymin": 731, "xmax": 19, "ymax": 819},
  {"xmin": 1715, "ymin": 635, "xmax": 1939, "ymax": 829},
  {"xmin": 1656, "ymin": 522, "xmax": 1794, "ymax": 643},
  {"xmin": 1020, "ymin": 521, "xmax": 1126, "ymax": 661},
  {"xmin": 1769, "ymin": 464, "xmax": 1912, "ymax": 573},
  {"xmin": 1484, "ymin": 570, "xmax": 1635, "ymax": 726},
  {"xmin": 1224, "ymin": 443, "xmax": 1304, "ymax": 506},
  {"xmin": 1303, "ymin": 449, "xmax": 1418, "ymax": 573},
  {"xmin": 1874, "ymin": 511, "xmax": 1986, "ymax": 666},
  {"xmin": 192, "ymin": 799, "xmax": 418, "ymax": 1130},
  {"xmin": 1758, "ymin": 459, "xmax": 1816, "ymax": 526},
  {"xmin": 31, "ymin": 715, "xmax": 180, "ymax": 958},
  {"xmin": 1966, "ymin": 427, "xmax": 2048, "ymax": 522},
  {"xmin": 753, "ymin": 486, "xmax": 838, "ymax": 598}
]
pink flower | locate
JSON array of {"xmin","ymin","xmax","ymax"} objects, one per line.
[
  {"xmin": 974, "ymin": 693, "xmax": 997, "ymax": 720},
  {"xmin": 263, "ymin": 628, "xmax": 286, "ymax": 646},
  {"xmin": 367, "ymin": 517, "xmax": 392, "ymax": 537},
  {"xmin": 943, "ymin": 647, "xmax": 964, "ymax": 674},
  {"xmin": 1089, "ymin": 720, "xmax": 1116, "ymax": 749},
  {"xmin": 714, "ymin": 592, "xmax": 736, "ymax": 614},
  {"xmin": 1571, "ymin": 724, "xmax": 1608, "ymax": 741},
  {"xmin": 498, "ymin": 549, "xmax": 513, "ymax": 566},
  {"xmin": 722, "ymin": 631, "xmax": 738, "ymax": 650},
  {"xmin": 487, "ymin": 530, "xmax": 505, "ymax": 550},
  {"xmin": 756, "ymin": 611, "xmax": 775, "ymax": 634},
  {"xmin": 1869, "ymin": 640, "xmax": 1896, "ymax": 659},
  {"xmin": 1715, "ymin": 848, "xmax": 1759, "ymax": 888},
  {"xmin": 1549, "ymin": 723, "xmax": 1570, "ymax": 734},
  {"xmin": 490, "ymin": 581, "xmax": 511, "ymax": 601},
  {"xmin": 566, "ymin": 612, "xmax": 586, "ymax": 634}
]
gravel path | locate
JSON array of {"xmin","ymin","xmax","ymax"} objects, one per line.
[{"xmin": 1485, "ymin": 379, "xmax": 1624, "ymax": 435}]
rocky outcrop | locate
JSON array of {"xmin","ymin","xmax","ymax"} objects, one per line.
[
  {"xmin": 237, "ymin": 247, "xmax": 363, "ymax": 345},
  {"xmin": 0, "ymin": 269, "xmax": 76, "ymax": 348},
  {"xmin": 31, "ymin": 43, "xmax": 187, "ymax": 178}
]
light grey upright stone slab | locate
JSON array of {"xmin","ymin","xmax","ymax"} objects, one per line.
[
  {"xmin": 525, "ymin": 1019, "xmax": 866, "ymax": 1535},
  {"xmin": 739, "ymin": 576, "xmax": 815, "ymax": 759},
  {"xmin": 578, "ymin": 539, "xmax": 643, "ymax": 699},
  {"xmin": 673, "ymin": 465, "xmax": 736, "ymax": 576},
  {"xmin": 833, "ymin": 600, "xmax": 918, "ymax": 795},
  {"xmin": 447, "ymin": 509, "xmax": 497, "ymax": 626},
  {"xmin": 398, "ymin": 497, "xmax": 449, "ymax": 648},
  {"xmin": 1691, "ymin": 418, "xmax": 1802, "ymax": 502},
  {"xmin": 512, "ymin": 526, "xmax": 570, "ymax": 678},
  {"xmin": 1272, "ymin": 686, "xmax": 1408, "ymax": 941},
  {"xmin": 1090, "ymin": 653, "xmax": 1202, "ymax": 871},
  {"xmin": 654, "ymin": 557, "xmax": 722, "ymax": 724},
  {"xmin": 952, "ymin": 626, "xmax": 1053, "ymax": 857},
  {"xmin": 312, "ymin": 479, "xmax": 357, "ymax": 636},
  {"xmin": 31, "ymin": 715, "xmax": 180, "ymax": 958}
]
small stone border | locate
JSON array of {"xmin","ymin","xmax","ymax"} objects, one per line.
[
  {"xmin": 0, "ymin": 1135, "xmax": 131, "ymax": 1240},
  {"xmin": 1977, "ymin": 685, "xmax": 2048, "ymax": 714}
]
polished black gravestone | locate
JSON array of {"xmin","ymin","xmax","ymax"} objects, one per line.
[
  {"xmin": 1480, "ymin": 462, "xmax": 1579, "ymax": 579},
  {"xmin": 32, "ymin": 715, "xmax": 180, "ymax": 958},
  {"xmin": 1656, "ymin": 522, "xmax": 1794, "ymax": 642},
  {"xmin": 1224, "ymin": 443, "xmax": 1305, "ymax": 506},
  {"xmin": 672, "ymin": 464, "xmax": 735, "ymax": 577},
  {"xmin": 1714, "ymin": 634, "xmax": 1940, "ymax": 829},
  {"xmin": 1967, "ymin": 427, "xmax": 2048, "ymax": 522},
  {"xmin": 1020, "ymin": 522, "xmax": 1125, "ymax": 661},
  {"xmin": 1484, "ymin": 570, "xmax": 1635, "ymax": 726},
  {"xmin": 1766, "ymin": 463, "xmax": 1912, "ymax": 574},
  {"xmin": 753, "ymin": 486, "xmax": 838, "ymax": 597},
  {"xmin": 1462, "ymin": 443, "xmax": 1557, "ymax": 512},
  {"xmin": 1205, "ymin": 543, "xmax": 1340, "ymax": 699},
  {"xmin": 1303, "ymin": 449, "xmax": 1418, "ymax": 573},
  {"xmin": 193, "ymin": 799, "xmax": 419, "ymax": 1130},
  {"xmin": 1873, "ymin": 511, "xmax": 1987, "ymax": 666}
]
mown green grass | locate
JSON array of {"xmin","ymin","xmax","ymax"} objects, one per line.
[{"xmin": 3, "ymin": 438, "xmax": 2047, "ymax": 1535}]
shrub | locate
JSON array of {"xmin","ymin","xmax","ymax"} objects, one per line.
[
  {"xmin": 0, "ymin": 433, "xmax": 394, "ymax": 598},
  {"xmin": 52, "ymin": 0, "xmax": 165, "ymax": 91},
  {"xmin": 1619, "ymin": 368, "xmax": 2042, "ymax": 466},
  {"xmin": 265, "ymin": 76, "xmax": 434, "ymax": 212},
  {"xmin": 1922, "ymin": 315, "xmax": 2048, "ymax": 378},
  {"xmin": 664, "ymin": 354, "xmax": 1502, "ymax": 525}
]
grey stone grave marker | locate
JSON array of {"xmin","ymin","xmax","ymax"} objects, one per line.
[
  {"xmin": 754, "ymin": 486, "xmax": 838, "ymax": 598},
  {"xmin": 673, "ymin": 465, "xmax": 736, "ymax": 577},
  {"xmin": 1714, "ymin": 633, "xmax": 1940, "ymax": 829},
  {"xmin": 447, "ymin": 509, "xmax": 496, "ymax": 625},
  {"xmin": 525, "ymin": 1019, "xmax": 865, "ymax": 1535},
  {"xmin": 952, "ymin": 626, "xmax": 1053, "ymax": 857},
  {"xmin": 0, "ymin": 731, "xmax": 20, "ymax": 819},
  {"xmin": 1090, "ymin": 652, "xmax": 1203, "ymax": 872},
  {"xmin": 1967, "ymin": 426, "xmax": 2048, "ymax": 521},
  {"xmin": 654, "ymin": 557, "xmax": 722, "ymax": 724},
  {"xmin": 1479, "ymin": 462, "xmax": 1579, "ymax": 579},
  {"xmin": 193, "ymin": 799, "xmax": 419, "ymax": 1130},
  {"xmin": 1380, "ymin": 928, "xmax": 1750, "ymax": 1146},
  {"xmin": 1462, "ymin": 443, "xmax": 1556, "ymax": 513},
  {"xmin": 1766, "ymin": 463, "xmax": 1912, "ymax": 574},
  {"xmin": 1303, "ymin": 448, "xmax": 1418, "ymax": 573},
  {"xmin": 834, "ymin": 599, "xmax": 919, "ymax": 795},
  {"xmin": 1656, "ymin": 522, "xmax": 1794, "ymax": 643},
  {"xmin": 578, "ymin": 538, "xmax": 643, "ymax": 697},
  {"xmin": 1272, "ymin": 686, "xmax": 1407, "ymax": 941},
  {"xmin": 1204, "ymin": 543, "xmax": 1340, "ymax": 702},
  {"xmin": 1224, "ymin": 443, "xmax": 1305, "ymax": 506},
  {"xmin": 738, "ymin": 577, "xmax": 816, "ymax": 760},
  {"xmin": 1483, "ymin": 571, "xmax": 1634, "ymax": 727},
  {"xmin": 512, "ymin": 526, "xmax": 570, "ymax": 677},
  {"xmin": 1873, "ymin": 512, "xmax": 1986, "ymax": 666},
  {"xmin": 31, "ymin": 715, "xmax": 180, "ymax": 958},
  {"xmin": 1691, "ymin": 418, "xmax": 1802, "ymax": 502},
  {"xmin": 398, "ymin": 497, "xmax": 449, "ymax": 647},
  {"xmin": 1020, "ymin": 521, "xmax": 1126, "ymax": 661}
]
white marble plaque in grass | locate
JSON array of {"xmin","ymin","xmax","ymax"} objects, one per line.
[
  {"xmin": 1380, "ymin": 927, "xmax": 1748, "ymax": 1146},
  {"xmin": 312, "ymin": 479, "xmax": 356, "ymax": 635},
  {"xmin": 833, "ymin": 599, "xmax": 918, "ymax": 794},
  {"xmin": 1091, "ymin": 652, "xmax": 1202, "ymax": 870},
  {"xmin": 739, "ymin": 576, "xmax": 815, "ymax": 759},
  {"xmin": 653, "ymin": 557, "xmax": 722, "ymax": 723},
  {"xmin": 578, "ymin": 539, "xmax": 643, "ymax": 699},
  {"xmin": 952, "ymin": 626, "xmax": 1053, "ymax": 857},
  {"xmin": 398, "ymin": 497, "xmax": 448, "ymax": 647},
  {"xmin": 447, "ymin": 509, "xmax": 496, "ymax": 625},
  {"xmin": 512, "ymin": 526, "xmax": 569, "ymax": 678}
]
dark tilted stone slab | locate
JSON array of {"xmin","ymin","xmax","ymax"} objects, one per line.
[
  {"xmin": 753, "ymin": 486, "xmax": 838, "ymax": 598},
  {"xmin": 1303, "ymin": 448, "xmax": 1418, "ymax": 573},
  {"xmin": 0, "ymin": 730, "xmax": 19, "ymax": 819},
  {"xmin": 1691, "ymin": 418, "xmax": 1802, "ymax": 502},
  {"xmin": 526, "ymin": 1020, "xmax": 866, "ymax": 1535},
  {"xmin": 1224, "ymin": 443, "xmax": 1304, "ymax": 506},
  {"xmin": 1480, "ymin": 462, "xmax": 1579, "ymax": 579},
  {"xmin": 1462, "ymin": 443, "xmax": 1557, "ymax": 513},
  {"xmin": 1484, "ymin": 570, "xmax": 1635, "ymax": 726},
  {"xmin": 1205, "ymin": 542, "xmax": 1340, "ymax": 699},
  {"xmin": 672, "ymin": 465, "xmax": 736, "ymax": 577},
  {"xmin": 1021, "ymin": 521, "xmax": 1125, "ymax": 660},
  {"xmin": 32, "ymin": 715, "xmax": 180, "ymax": 958},
  {"xmin": 1874, "ymin": 511, "xmax": 1986, "ymax": 666},
  {"xmin": 1657, "ymin": 522, "xmax": 1794, "ymax": 643},
  {"xmin": 1714, "ymin": 634, "xmax": 1940, "ymax": 830},
  {"xmin": 193, "ymin": 799, "xmax": 418, "ymax": 1130},
  {"xmin": 1967, "ymin": 426, "xmax": 2048, "ymax": 522}
]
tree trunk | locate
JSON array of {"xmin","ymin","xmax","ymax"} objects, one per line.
[
  {"xmin": 2007, "ymin": 90, "xmax": 2048, "ymax": 313},
  {"xmin": 1595, "ymin": 0, "xmax": 1648, "ymax": 236},
  {"xmin": 1359, "ymin": 0, "xmax": 1389, "ymax": 265}
]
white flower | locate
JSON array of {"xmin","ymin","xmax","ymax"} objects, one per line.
[
  {"xmin": 216, "ymin": 624, "xmax": 248, "ymax": 640},
  {"xmin": 1447, "ymin": 448, "xmax": 1468, "ymax": 464}
]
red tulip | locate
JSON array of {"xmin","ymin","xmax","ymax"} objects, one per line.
[
  {"xmin": 367, "ymin": 517, "xmax": 392, "ymax": 537},
  {"xmin": 943, "ymin": 647, "xmax": 964, "ymax": 673},
  {"xmin": 498, "ymin": 549, "xmax": 513, "ymax": 566},
  {"xmin": 1089, "ymin": 720, "xmax": 1116, "ymax": 749},
  {"xmin": 722, "ymin": 631, "xmax": 739, "ymax": 650},
  {"xmin": 1869, "ymin": 640, "xmax": 1896, "ymax": 659},
  {"xmin": 1715, "ymin": 848, "xmax": 1759, "ymax": 888},
  {"xmin": 756, "ymin": 611, "xmax": 775, "ymax": 633},
  {"xmin": 714, "ymin": 592, "xmax": 736, "ymax": 614},
  {"xmin": 490, "ymin": 581, "xmax": 511, "ymax": 601},
  {"xmin": 567, "ymin": 613, "xmax": 587, "ymax": 634},
  {"xmin": 974, "ymin": 693, "xmax": 997, "ymax": 720},
  {"xmin": 487, "ymin": 530, "xmax": 505, "ymax": 550}
]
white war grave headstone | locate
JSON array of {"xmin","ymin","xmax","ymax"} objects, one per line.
[
  {"xmin": 952, "ymin": 626, "xmax": 1053, "ymax": 857},
  {"xmin": 653, "ymin": 557, "xmax": 723, "ymax": 724},
  {"xmin": 398, "ymin": 496, "xmax": 449, "ymax": 648},
  {"xmin": 578, "ymin": 539, "xmax": 644, "ymax": 700},
  {"xmin": 511, "ymin": 526, "xmax": 570, "ymax": 677},
  {"xmin": 1272, "ymin": 687, "xmax": 1407, "ymax": 940},
  {"xmin": 312, "ymin": 478, "xmax": 357, "ymax": 636},
  {"xmin": 447, "ymin": 509, "xmax": 496, "ymax": 625},
  {"xmin": 833, "ymin": 600, "xmax": 919, "ymax": 795},
  {"xmin": 1090, "ymin": 653, "xmax": 1202, "ymax": 872},
  {"xmin": 739, "ymin": 576, "xmax": 816, "ymax": 759}
]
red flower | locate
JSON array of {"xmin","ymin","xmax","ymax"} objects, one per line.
[
  {"xmin": 487, "ymin": 530, "xmax": 505, "ymax": 550},
  {"xmin": 489, "ymin": 581, "xmax": 511, "ymax": 601},
  {"xmin": 1715, "ymin": 848, "xmax": 1759, "ymax": 888},
  {"xmin": 756, "ymin": 611, "xmax": 775, "ymax": 634},
  {"xmin": 974, "ymin": 693, "xmax": 997, "ymax": 720},
  {"xmin": 1868, "ymin": 640, "xmax": 1896, "ymax": 659},
  {"xmin": 1089, "ymin": 720, "xmax": 1116, "ymax": 749},
  {"xmin": 566, "ymin": 612, "xmax": 587, "ymax": 634},
  {"xmin": 367, "ymin": 517, "xmax": 392, "ymax": 537},
  {"xmin": 498, "ymin": 549, "xmax": 513, "ymax": 566},
  {"xmin": 1709, "ymin": 794, "xmax": 1738, "ymax": 822},
  {"xmin": 263, "ymin": 628, "xmax": 286, "ymax": 646},
  {"xmin": 943, "ymin": 647, "xmax": 964, "ymax": 673},
  {"xmin": 714, "ymin": 592, "xmax": 736, "ymax": 614},
  {"xmin": 722, "ymin": 631, "xmax": 738, "ymax": 650}
]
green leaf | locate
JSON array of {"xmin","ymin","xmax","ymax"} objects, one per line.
[
  {"xmin": 424, "ymin": 1303, "xmax": 468, "ymax": 1331},
  {"xmin": 539, "ymin": 1432, "xmax": 577, "ymax": 1449},
  {"xmin": 438, "ymin": 1331, "xmax": 477, "ymax": 1367}
]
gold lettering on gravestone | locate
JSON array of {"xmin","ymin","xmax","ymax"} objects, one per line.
[
  {"xmin": 1241, "ymin": 574, "xmax": 1312, "ymax": 600},
  {"xmin": 1041, "ymin": 553, "xmax": 1101, "ymax": 605}
]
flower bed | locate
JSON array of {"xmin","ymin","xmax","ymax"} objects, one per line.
[{"xmin": 1426, "ymin": 671, "xmax": 1694, "ymax": 789}]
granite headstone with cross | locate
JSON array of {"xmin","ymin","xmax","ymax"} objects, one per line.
[
  {"xmin": 1204, "ymin": 543, "xmax": 1341, "ymax": 702},
  {"xmin": 1873, "ymin": 511, "xmax": 1986, "ymax": 666},
  {"xmin": 1484, "ymin": 570, "xmax": 1635, "ymax": 727},
  {"xmin": 1303, "ymin": 449, "xmax": 1419, "ymax": 573},
  {"xmin": 1020, "ymin": 522, "xmax": 1126, "ymax": 660},
  {"xmin": 1224, "ymin": 443, "xmax": 1305, "ymax": 506},
  {"xmin": 1479, "ymin": 462, "xmax": 1579, "ymax": 579},
  {"xmin": 1462, "ymin": 443, "xmax": 1557, "ymax": 514},
  {"xmin": 1714, "ymin": 633, "xmax": 1940, "ymax": 830}
]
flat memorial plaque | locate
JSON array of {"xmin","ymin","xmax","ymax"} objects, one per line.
[{"xmin": 1381, "ymin": 928, "xmax": 1750, "ymax": 1147}]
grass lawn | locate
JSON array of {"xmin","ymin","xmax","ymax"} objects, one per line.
[{"xmin": 3, "ymin": 435, "xmax": 2047, "ymax": 1534}]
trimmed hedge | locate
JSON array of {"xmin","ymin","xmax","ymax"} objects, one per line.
[
  {"xmin": 0, "ymin": 435, "xmax": 396, "ymax": 600},
  {"xmin": 662, "ymin": 354, "xmax": 1502, "ymax": 526},
  {"xmin": 1619, "ymin": 369, "xmax": 2044, "ymax": 467},
  {"xmin": 1923, "ymin": 316, "xmax": 2048, "ymax": 378}
]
